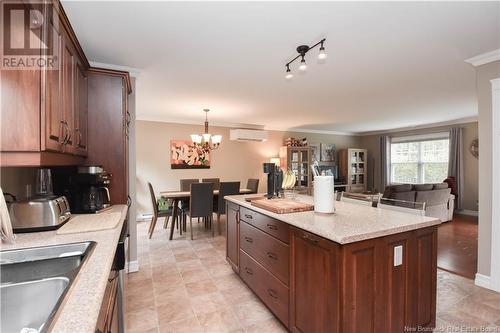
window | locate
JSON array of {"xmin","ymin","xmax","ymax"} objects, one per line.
[{"xmin": 390, "ymin": 134, "xmax": 449, "ymax": 184}]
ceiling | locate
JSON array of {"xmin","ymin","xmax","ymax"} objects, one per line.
[{"xmin": 61, "ymin": 1, "xmax": 499, "ymax": 134}]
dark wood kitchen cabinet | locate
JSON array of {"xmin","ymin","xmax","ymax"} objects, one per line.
[
  {"xmin": 95, "ymin": 270, "xmax": 119, "ymax": 333},
  {"xmin": 0, "ymin": 0, "xmax": 89, "ymax": 166},
  {"xmin": 226, "ymin": 202, "xmax": 240, "ymax": 272},
  {"xmin": 86, "ymin": 68, "xmax": 132, "ymax": 205}
]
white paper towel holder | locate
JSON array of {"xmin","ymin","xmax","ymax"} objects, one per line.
[{"xmin": 313, "ymin": 176, "xmax": 336, "ymax": 214}]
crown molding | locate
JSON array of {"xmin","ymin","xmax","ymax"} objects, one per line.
[
  {"xmin": 465, "ymin": 49, "xmax": 500, "ymax": 67},
  {"xmin": 89, "ymin": 61, "xmax": 141, "ymax": 77},
  {"xmin": 359, "ymin": 116, "xmax": 478, "ymax": 136},
  {"xmin": 136, "ymin": 115, "xmax": 358, "ymax": 136}
]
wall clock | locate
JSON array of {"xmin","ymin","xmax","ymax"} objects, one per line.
[{"xmin": 469, "ymin": 138, "xmax": 479, "ymax": 159}]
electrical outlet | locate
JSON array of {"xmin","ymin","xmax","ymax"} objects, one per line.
[{"xmin": 394, "ymin": 245, "xmax": 403, "ymax": 266}]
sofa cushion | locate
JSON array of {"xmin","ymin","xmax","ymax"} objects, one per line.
[
  {"xmin": 413, "ymin": 184, "xmax": 433, "ymax": 191},
  {"xmin": 416, "ymin": 188, "xmax": 451, "ymax": 207},
  {"xmin": 392, "ymin": 184, "xmax": 413, "ymax": 193},
  {"xmin": 393, "ymin": 191, "xmax": 417, "ymax": 203},
  {"xmin": 433, "ymin": 183, "xmax": 449, "ymax": 190}
]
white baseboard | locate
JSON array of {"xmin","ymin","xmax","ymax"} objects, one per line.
[
  {"xmin": 455, "ymin": 209, "xmax": 479, "ymax": 217},
  {"xmin": 136, "ymin": 213, "xmax": 152, "ymax": 222},
  {"xmin": 126, "ymin": 260, "xmax": 139, "ymax": 273},
  {"xmin": 475, "ymin": 273, "xmax": 492, "ymax": 289}
]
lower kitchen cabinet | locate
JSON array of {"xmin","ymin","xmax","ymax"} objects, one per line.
[
  {"xmin": 226, "ymin": 202, "xmax": 240, "ymax": 272},
  {"xmin": 95, "ymin": 270, "xmax": 119, "ymax": 333},
  {"xmin": 289, "ymin": 228, "xmax": 340, "ymax": 333}
]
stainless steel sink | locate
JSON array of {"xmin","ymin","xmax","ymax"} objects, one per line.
[
  {"xmin": 1, "ymin": 277, "xmax": 69, "ymax": 332},
  {"xmin": 0, "ymin": 241, "xmax": 95, "ymax": 333}
]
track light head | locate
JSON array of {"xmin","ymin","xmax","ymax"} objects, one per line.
[
  {"xmin": 285, "ymin": 65, "xmax": 293, "ymax": 79},
  {"xmin": 318, "ymin": 42, "xmax": 327, "ymax": 60},
  {"xmin": 299, "ymin": 56, "xmax": 307, "ymax": 71}
]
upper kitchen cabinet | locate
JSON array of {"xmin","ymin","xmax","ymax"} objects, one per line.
[
  {"xmin": 0, "ymin": 0, "xmax": 90, "ymax": 166},
  {"xmin": 86, "ymin": 68, "xmax": 132, "ymax": 205}
]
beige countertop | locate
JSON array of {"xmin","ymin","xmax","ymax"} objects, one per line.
[
  {"xmin": 0, "ymin": 205, "xmax": 128, "ymax": 333},
  {"xmin": 226, "ymin": 194, "xmax": 441, "ymax": 244}
]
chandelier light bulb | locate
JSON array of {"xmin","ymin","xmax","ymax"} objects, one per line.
[{"xmin": 299, "ymin": 57, "xmax": 307, "ymax": 71}]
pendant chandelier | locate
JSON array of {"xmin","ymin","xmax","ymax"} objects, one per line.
[{"xmin": 190, "ymin": 109, "xmax": 222, "ymax": 151}]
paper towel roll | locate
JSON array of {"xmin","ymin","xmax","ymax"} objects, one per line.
[{"xmin": 313, "ymin": 176, "xmax": 335, "ymax": 213}]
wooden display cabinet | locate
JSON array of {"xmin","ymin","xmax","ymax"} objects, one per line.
[{"xmin": 338, "ymin": 148, "xmax": 368, "ymax": 193}]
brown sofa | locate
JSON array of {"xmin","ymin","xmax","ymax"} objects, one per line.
[{"xmin": 382, "ymin": 183, "xmax": 454, "ymax": 222}]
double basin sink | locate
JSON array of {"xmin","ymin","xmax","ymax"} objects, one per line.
[{"xmin": 1, "ymin": 241, "xmax": 95, "ymax": 333}]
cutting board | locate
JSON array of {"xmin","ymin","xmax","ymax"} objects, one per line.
[
  {"xmin": 251, "ymin": 198, "xmax": 314, "ymax": 214},
  {"xmin": 56, "ymin": 212, "xmax": 122, "ymax": 235}
]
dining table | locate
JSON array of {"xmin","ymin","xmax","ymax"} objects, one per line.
[{"xmin": 160, "ymin": 188, "xmax": 252, "ymax": 240}]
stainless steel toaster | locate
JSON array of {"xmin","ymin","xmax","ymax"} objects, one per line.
[{"xmin": 9, "ymin": 196, "xmax": 71, "ymax": 232}]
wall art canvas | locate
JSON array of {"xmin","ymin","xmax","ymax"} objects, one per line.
[
  {"xmin": 320, "ymin": 143, "xmax": 336, "ymax": 162},
  {"xmin": 310, "ymin": 144, "xmax": 320, "ymax": 162},
  {"xmin": 170, "ymin": 140, "xmax": 210, "ymax": 169}
]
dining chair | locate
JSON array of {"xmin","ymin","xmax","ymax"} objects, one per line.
[
  {"xmin": 246, "ymin": 178, "xmax": 259, "ymax": 194},
  {"xmin": 148, "ymin": 182, "xmax": 172, "ymax": 239},
  {"xmin": 179, "ymin": 179, "xmax": 199, "ymax": 231},
  {"xmin": 377, "ymin": 197, "xmax": 426, "ymax": 216},
  {"xmin": 186, "ymin": 182, "xmax": 214, "ymax": 239},
  {"xmin": 202, "ymin": 178, "xmax": 220, "ymax": 190},
  {"xmin": 339, "ymin": 192, "xmax": 373, "ymax": 206},
  {"xmin": 215, "ymin": 181, "xmax": 241, "ymax": 235}
]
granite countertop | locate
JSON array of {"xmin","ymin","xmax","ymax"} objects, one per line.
[
  {"xmin": 226, "ymin": 194, "xmax": 441, "ymax": 244},
  {"xmin": 0, "ymin": 205, "xmax": 128, "ymax": 333}
]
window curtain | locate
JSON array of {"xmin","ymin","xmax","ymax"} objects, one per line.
[
  {"xmin": 448, "ymin": 127, "xmax": 464, "ymax": 210},
  {"xmin": 380, "ymin": 136, "xmax": 391, "ymax": 192}
]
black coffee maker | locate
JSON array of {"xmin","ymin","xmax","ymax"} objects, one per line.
[
  {"xmin": 69, "ymin": 166, "xmax": 112, "ymax": 213},
  {"xmin": 263, "ymin": 162, "xmax": 283, "ymax": 199}
]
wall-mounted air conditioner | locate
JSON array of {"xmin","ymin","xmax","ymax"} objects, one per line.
[{"xmin": 229, "ymin": 129, "xmax": 268, "ymax": 142}]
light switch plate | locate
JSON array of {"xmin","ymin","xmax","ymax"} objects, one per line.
[{"xmin": 394, "ymin": 245, "xmax": 403, "ymax": 266}]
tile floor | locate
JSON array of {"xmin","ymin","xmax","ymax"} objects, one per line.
[{"xmin": 125, "ymin": 216, "xmax": 500, "ymax": 333}]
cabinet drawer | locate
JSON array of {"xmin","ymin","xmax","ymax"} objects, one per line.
[
  {"xmin": 240, "ymin": 206, "xmax": 289, "ymax": 243},
  {"xmin": 240, "ymin": 249, "xmax": 289, "ymax": 327},
  {"xmin": 240, "ymin": 221, "xmax": 289, "ymax": 285}
]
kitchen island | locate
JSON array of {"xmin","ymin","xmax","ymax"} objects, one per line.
[{"xmin": 225, "ymin": 194, "xmax": 441, "ymax": 333}]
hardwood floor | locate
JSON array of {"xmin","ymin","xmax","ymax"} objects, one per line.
[{"xmin": 437, "ymin": 214, "xmax": 478, "ymax": 279}]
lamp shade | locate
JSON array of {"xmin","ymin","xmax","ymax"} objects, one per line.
[
  {"xmin": 211, "ymin": 135, "xmax": 222, "ymax": 144},
  {"xmin": 190, "ymin": 134, "xmax": 202, "ymax": 144}
]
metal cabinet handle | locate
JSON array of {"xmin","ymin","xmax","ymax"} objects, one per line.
[
  {"xmin": 236, "ymin": 210, "xmax": 240, "ymax": 223},
  {"xmin": 244, "ymin": 236, "xmax": 253, "ymax": 243},
  {"xmin": 267, "ymin": 224, "xmax": 278, "ymax": 230},
  {"xmin": 267, "ymin": 252, "xmax": 277, "ymax": 260},
  {"xmin": 63, "ymin": 121, "xmax": 70, "ymax": 145},
  {"xmin": 302, "ymin": 233, "xmax": 319, "ymax": 245},
  {"xmin": 244, "ymin": 214, "xmax": 253, "ymax": 219},
  {"xmin": 244, "ymin": 267, "xmax": 253, "ymax": 275},
  {"xmin": 267, "ymin": 289, "xmax": 278, "ymax": 299},
  {"xmin": 75, "ymin": 128, "xmax": 83, "ymax": 147},
  {"xmin": 58, "ymin": 120, "xmax": 67, "ymax": 144}
]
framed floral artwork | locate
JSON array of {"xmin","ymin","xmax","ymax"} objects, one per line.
[
  {"xmin": 320, "ymin": 143, "xmax": 336, "ymax": 162},
  {"xmin": 170, "ymin": 140, "xmax": 210, "ymax": 169}
]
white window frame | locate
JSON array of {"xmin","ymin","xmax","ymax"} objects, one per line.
[{"xmin": 389, "ymin": 132, "xmax": 450, "ymax": 185}]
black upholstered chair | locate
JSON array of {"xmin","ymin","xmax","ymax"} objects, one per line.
[
  {"xmin": 179, "ymin": 179, "xmax": 199, "ymax": 230},
  {"xmin": 215, "ymin": 181, "xmax": 240, "ymax": 235},
  {"xmin": 186, "ymin": 182, "xmax": 214, "ymax": 239},
  {"xmin": 202, "ymin": 178, "xmax": 220, "ymax": 190},
  {"xmin": 148, "ymin": 182, "xmax": 172, "ymax": 239},
  {"xmin": 246, "ymin": 178, "xmax": 259, "ymax": 194}
]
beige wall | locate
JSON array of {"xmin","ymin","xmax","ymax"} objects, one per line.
[
  {"xmin": 135, "ymin": 121, "xmax": 362, "ymax": 216},
  {"xmin": 477, "ymin": 60, "xmax": 500, "ymax": 277},
  {"xmin": 359, "ymin": 122, "xmax": 479, "ymax": 212}
]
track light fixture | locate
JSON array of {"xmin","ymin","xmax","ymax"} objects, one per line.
[{"xmin": 284, "ymin": 38, "xmax": 326, "ymax": 79}]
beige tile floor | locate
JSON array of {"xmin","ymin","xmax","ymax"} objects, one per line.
[{"xmin": 126, "ymin": 216, "xmax": 500, "ymax": 333}]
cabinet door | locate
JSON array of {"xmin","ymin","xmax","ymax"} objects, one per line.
[
  {"xmin": 290, "ymin": 228, "xmax": 340, "ymax": 333},
  {"xmin": 73, "ymin": 60, "xmax": 88, "ymax": 155},
  {"xmin": 42, "ymin": 7, "xmax": 64, "ymax": 151},
  {"xmin": 226, "ymin": 203, "xmax": 239, "ymax": 272}
]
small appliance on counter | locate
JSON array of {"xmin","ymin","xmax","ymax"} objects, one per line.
[
  {"xmin": 8, "ymin": 169, "xmax": 72, "ymax": 232},
  {"xmin": 263, "ymin": 162, "xmax": 283, "ymax": 199},
  {"xmin": 69, "ymin": 165, "xmax": 112, "ymax": 213}
]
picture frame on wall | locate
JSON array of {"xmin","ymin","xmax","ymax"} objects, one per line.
[
  {"xmin": 320, "ymin": 143, "xmax": 336, "ymax": 162},
  {"xmin": 310, "ymin": 143, "xmax": 320, "ymax": 162},
  {"xmin": 170, "ymin": 140, "xmax": 210, "ymax": 169}
]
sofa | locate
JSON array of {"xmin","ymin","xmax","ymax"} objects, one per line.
[{"xmin": 382, "ymin": 183, "xmax": 455, "ymax": 222}]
